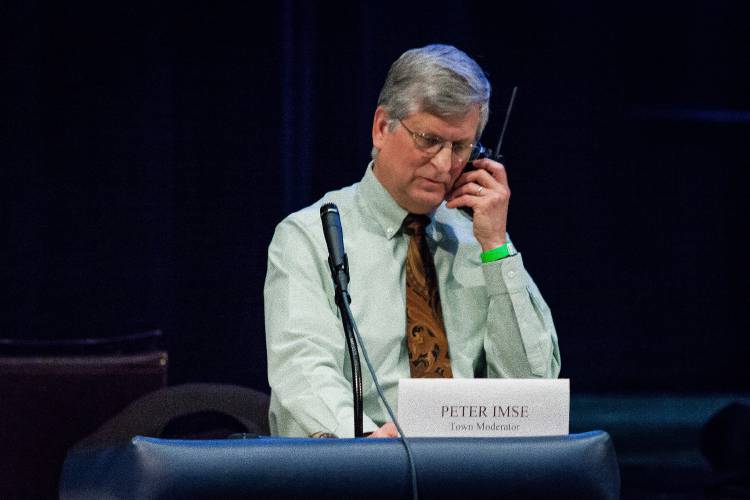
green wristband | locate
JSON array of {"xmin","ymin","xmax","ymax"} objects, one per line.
[{"xmin": 481, "ymin": 243, "xmax": 513, "ymax": 263}]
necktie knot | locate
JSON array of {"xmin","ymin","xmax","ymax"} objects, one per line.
[{"xmin": 403, "ymin": 213, "xmax": 430, "ymax": 236}]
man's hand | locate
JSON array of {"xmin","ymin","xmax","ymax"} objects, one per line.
[
  {"xmin": 367, "ymin": 422, "xmax": 399, "ymax": 438},
  {"xmin": 446, "ymin": 158, "xmax": 510, "ymax": 251}
]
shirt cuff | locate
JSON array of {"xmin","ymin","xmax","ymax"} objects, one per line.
[
  {"xmin": 310, "ymin": 431, "xmax": 338, "ymax": 438},
  {"xmin": 481, "ymin": 253, "xmax": 528, "ymax": 296}
]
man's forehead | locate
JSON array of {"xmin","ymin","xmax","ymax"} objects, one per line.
[{"xmin": 406, "ymin": 109, "xmax": 480, "ymax": 138}]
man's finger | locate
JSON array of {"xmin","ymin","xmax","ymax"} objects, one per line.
[
  {"xmin": 473, "ymin": 159, "xmax": 508, "ymax": 186},
  {"xmin": 448, "ymin": 181, "xmax": 483, "ymax": 201},
  {"xmin": 367, "ymin": 422, "xmax": 399, "ymax": 438},
  {"xmin": 452, "ymin": 167, "xmax": 501, "ymax": 191},
  {"xmin": 445, "ymin": 193, "xmax": 480, "ymax": 210}
]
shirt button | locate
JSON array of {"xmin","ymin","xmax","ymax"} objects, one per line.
[{"xmin": 507, "ymin": 270, "xmax": 516, "ymax": 279}]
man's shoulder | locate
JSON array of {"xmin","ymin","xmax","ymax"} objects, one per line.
[
  {"xmin": 268, "ymin": 182, "xmax": 361, "ymax": 262},
  {"xmin": 278, "ymin": 182, "xmax": 360, "ymax": 233}
]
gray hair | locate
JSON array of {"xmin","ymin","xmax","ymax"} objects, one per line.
[{"xmin": 372, "ymin": 44, "xmax": 491, "ymax": 159}]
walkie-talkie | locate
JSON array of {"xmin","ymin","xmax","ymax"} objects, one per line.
[{"xmin": 459, "ymin": 86, "xmax": 517, "ymax": 218}]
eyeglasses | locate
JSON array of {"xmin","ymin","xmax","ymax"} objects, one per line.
[{"xmin": 398, "ymin": 119, "xmax": 477, "ymax": 165}]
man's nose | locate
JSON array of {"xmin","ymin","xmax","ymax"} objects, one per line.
[{"xmin": 431, "ymin": 144, "xmax": 454, "ymax": 173}]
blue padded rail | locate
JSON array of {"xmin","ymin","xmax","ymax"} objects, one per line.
[{"xmin": 61, "ymin": 431, "xmax": 619, "ymax": 499}]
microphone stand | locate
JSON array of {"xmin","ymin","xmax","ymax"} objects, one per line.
[{"xmin": 328, "ymin": 256, "xmax": 364, "ymax": 438}]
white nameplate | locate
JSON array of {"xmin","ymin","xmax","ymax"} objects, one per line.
[{"xmin": 397, "ymin": 378, "xmax": 569, "ymax": 437}]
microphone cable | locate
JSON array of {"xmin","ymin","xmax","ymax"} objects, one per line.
[{"xmin": 341, "ymin": 298, "xmax": 419, "ymax": 500}]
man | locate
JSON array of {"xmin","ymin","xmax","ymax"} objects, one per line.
[{"xmin": 265, "ymin": 44, "xmax": 560, "ymax": 438}]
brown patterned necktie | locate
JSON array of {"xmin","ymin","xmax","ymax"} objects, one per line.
[{"xmin": 403, "ymin": 213, "xmax": 453, "ymax": 378}]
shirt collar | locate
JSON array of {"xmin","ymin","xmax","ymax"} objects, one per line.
[{"xmin": 358, "ymin": 161, "xmax": 437, "ymax": 240}]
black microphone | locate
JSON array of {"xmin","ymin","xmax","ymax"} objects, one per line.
[
  {"xmin": 320, "ymin": 202, "xmax": 363, "ymax": 436},
  {"xmin": 320, "ymin": 203, "xmax": 350, "ymax": 302}
]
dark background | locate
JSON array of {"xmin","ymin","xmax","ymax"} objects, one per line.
[{"xmin": 3, "ymin": 1, "xmax": 748, "ymax": 393}]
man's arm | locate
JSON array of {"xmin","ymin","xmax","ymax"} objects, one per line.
[
  {"xmin": 481, "ymin": 254, "xmax": 561, "ymax": 377},
  {"xmin": 264, "ymin": 216, "xmax": 379, "ymax": 437},
  {"xmin": 446, "ymin": 158, "xmax": 560, "ymax": 377}
]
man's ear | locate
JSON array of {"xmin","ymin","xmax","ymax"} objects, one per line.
[{"xmin": 372, "ymin": 106, "xmax": 390, "ymax": 150}]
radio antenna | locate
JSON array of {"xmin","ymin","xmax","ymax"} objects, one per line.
[{"xmin": 494, "ymin": 86, "xmax": 518, "ymax": 160}]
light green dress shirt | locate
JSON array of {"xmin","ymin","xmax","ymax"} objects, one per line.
[{"xmin": 264, "ymin": 163, "xmax": 560, "ymax": 437}]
